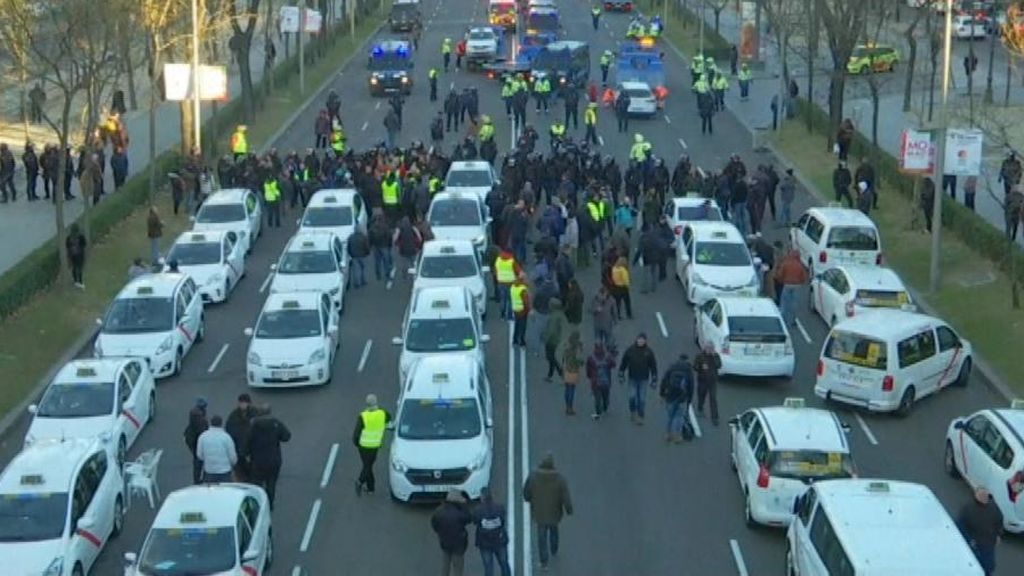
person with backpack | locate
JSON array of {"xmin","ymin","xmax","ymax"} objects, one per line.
[
  {"xmin": 694, "ymin": 342, "xmax": 723, "ymax": 426},
  {"xmin": 660, "ymin": 353, "xmax": 695, "ymax": 443},
  {"xmin": 610, "ymin": 256, "xmax": 632, "ymax": 320},
  {"xmin": 369, "ymin": 212, "xmax": 394, "ymax": 282},
  {"xmin": 586, "ymin": 341, "xmax": 616, "ymax": 420}
]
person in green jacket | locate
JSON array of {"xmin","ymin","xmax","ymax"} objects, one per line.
[{"xmin": 543, "ymin": 299, "xmax": 566, "ymax": 382}]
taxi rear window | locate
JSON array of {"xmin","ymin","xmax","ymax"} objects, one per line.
[
  {"xmin": 769, "ymin": 450, "xmax": 855, "ymax": 481},
  {"xmin": 824, "ymin": 330, "xmax": 888, "ymax": 370},
  {"xmin": 826, "ymin": 226, "xmax": 878, "ymax": 251}
]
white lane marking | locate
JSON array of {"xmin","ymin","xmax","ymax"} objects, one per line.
[
  {"xmin": 729, "ymin": 539, "xmax": 750, "ymax": 576},
  {"xmin": 794, "ymin": 318, "xmax": 812, "ymax": 344},
  {"xmin": 506, "ymin": 320, "xmax": 517, "ymax": 576},
  {"xmin": 259, "ymin": 273, "xmax": 273, "ymax": 294},
  {"xmin": 520, "ymin": 346, "xmax": 533, "ymax": 576},
  {"xmin": 357, "ymin": 339, "xmax": 373, "ymax": 372},
  {"xmin": 375, "ymin": 101, "xmax": 381, "ymax": 110},
  {"xmin": 320, "ymin": 443, "xmax": 340, "ymax": 488},
  {"xmin": 688, "ymin": 403, "xmax": 703, "ymax": 439},
  {"xmin": 664, "ymin": 114, "xmax": 672, "ymax": 124},
  {"xmin": 386, "ymin": 267, "xmax": 395, "ymax": 290},
  {"xmin": 855, "ymin": 413, "xmax": 879, "ymax": 445},
  {"xmin": 597, "ymin": 135, "xmax": 605, "ymax": 146},
  {"xmin": 207, "ymin": 343, "xmax": 229, "ymax": 373},
  {"xmin": 697, "ymin": 166, "xmax": 706, "ymax": 178},
  {"xmin": 299, "ymin": 499, "xmax": 322, "ymax": 552},
  {"xmin": 361, "ymin": 120, "xmax": 369, "ymax": 131},
  {"xmin": 655, "ymin": 312, "xmax": 669, "ymax": 338},
  {"xmin": 291, "ymin": 566, "xmax": 302, "ymax": 576},
  {"xmin": 678, "ymin": 137, "xmax": 688, "ymax": 149}
]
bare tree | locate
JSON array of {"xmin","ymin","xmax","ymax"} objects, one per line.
[
  {"xmin": 0, "ymin": 1, "xmax": 32, "ymax": 141},
  {"xmin": 862, "ymin": 1, "xmax": 896, "ymax": 155},
  {"xmin": 901, "ymin": 2, "xmax": 926, "ymax": 112},
  {"xmin": 229, "ymin": 0, "xmax": 263, "ymax": 121},
  {"xmin": 703, "ymin": 0, "xmax": 730, "ymax": 34},
  {"xmin": 761, "ymin": 0, "xmax": 806, "ymax": 131},
  {"xmin": 818, "ymin": 0, "xmax": 869, "ymax": 146}
]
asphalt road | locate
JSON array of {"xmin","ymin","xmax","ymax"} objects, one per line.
[{"xmin": 1, "ymin": 0, "xmax": 1024, "ymax": 574}]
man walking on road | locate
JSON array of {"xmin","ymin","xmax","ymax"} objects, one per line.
[
  {"xmin": 586, "ymin": 341, "xmax": 616, "ymax": 420},
  {"xmin": 660, "ymin": 352, "xmax": 694, "ymax": 442},
  {"xmin": 523, "ymin": 453, "xmax": 573, "ymax": 571},
  {"xmin": 225, "ymin": 393, "xmax": 268, "ymax": 482},
  {"xmin": 618, "ymin": 333, "xmax": 658, "ymax": 425},
  {"xmin": 432, "ymin": 489, "xmax": 472, "ymax": 576},
  {"xmin": 248, "ymin": 406, "xmax": 291, "ymax": 508},
  {"xmin": 353, "ymin": 394, "xmax": 391, "ymax": 496},
  {"xmin": 196, "ymin": 415, "xmax": 237, "ymax": 483},
  {"xmin": 694, "ymin": 343, "xmax": 722, "ymax": 426},
  {"xmin": 263, "ymin": 173, "xmax": 281, "ymax": 228},
  {"xmin": 473, "ymin": 487, "xmax": 512, "ymax": 576},
  {"xmin": 511, "ymin": 272, "xmax": 531, "ymax": 347},
  {"xmin": 957, "ymin": 487, "xmax": 1003, "ymax": 575},
  {"xmin": 774, "ymin": 249, "xmax": 808, "ymax": 327},
  {"xmin": 183, "ymin": 397, "xmax": 209, "ymax": 485}
]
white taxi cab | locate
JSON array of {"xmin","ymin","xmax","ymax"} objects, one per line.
[
  {"xmin": 815, "ymin": 310, "xmax": 973, "ymax": 415},
  {"xmin": 269, "ymin": 230, "xmax": 347, "ymax": 312},
  {"xmin": 944, "ymin": 400, "xmax": 1024, "ymax": 533},
  {"xmin": 411, "ymin": 240, "xmax": 489, "ymax": 320},
  {"xmin": 164, "ymin": 230, "xmax": 246, "ymax": 304},
  {"xmin": 95, "ymin": 273, "xmax": 205, "ymax": 379},
  {"xmin": 125, "ymin": 483, "xmax": 272, "ymax": 576},
  {"xmin": 730, "ymin": 398, "xmax": 854, "ymax": 527},
  {"xmin": 677, "ymin": 222, "xmax": 761, "ymax": 305},
  {"xmin": 696, "ymin": 297, "xmax": 795, "ymax": 378},
  {"xmin": 245, "ymin": 291, "xmax": 339, "ymax": 388},
  {"xmin": 428, "ymin": 191, "xmax": 490, "ymax": 254},
  {"xmin": 26, "ymin": 359, "xmax": 156, "ymax": 467},
  {"xmin": 790, "ymin": 207, "xmax": 882, "ymax": 276},
  {"xmin": 393, "ymin": 286, "xmax": 490, "ymax": 383},
  {"xmin": 192, "ymin": 188, "xmax": 262, "ymax": 254},
  {"xmin": 616, "ymin": 81, "xmax": 658, "ymax": 116},
  {"xmin": 390, "ymin": 355, "xmax": 493, "ymax": 503},
  {"xmin": 444, "ymin": 160, "xmax": 499, "ymax": 200},
  {"xmin": 809, "ymin": 265, "xmax": 915, "ymax": 327},
  {"xmin": 299, "ymin": 188, "xmax": 368, "ymax": 245},
  {"xmin": 0, "ymin": 438, "xmax": 125, "ymax": 576},
  {"xmin": 663, "ymin": 195, "xmax": 723, "ymax": 243}
]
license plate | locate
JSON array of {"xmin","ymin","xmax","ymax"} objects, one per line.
[
  {"xmin": 745, "ymin": 345, "xmax": 770, "ymax": 356},
  {"xmin": 837, "ymin": 371, "xmax": 868, "ymax": 386},
  {"xmin": 422, "ymin": 484, "xmax": 455, "ymax": 493},
  {"xmin": 271, "ymin": 370, "xmax": 300, "ymax": 380}
]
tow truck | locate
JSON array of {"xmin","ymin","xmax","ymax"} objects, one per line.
[{"xmin": 615, "ymin": 39, "xmax": 668, "ymax": 106}]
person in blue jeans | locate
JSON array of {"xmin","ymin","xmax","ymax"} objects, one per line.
[
  {"xmin": 346, "ymin": 228, "xmax": 371, "ymax": 288},
  {"xmin": 473, "ymin": 487, "xmax": 512, "ymax": 576},
  {"xmin": 618, "ymin": 333, "xmax": 659, "ymax": 425},
  {"xmin": 523, "ymin": 453, "xmax": 573, "ymax": 571},
  {"xmin": 659, "ymin": 352, "xmax": 694, "ymax": 442},
  {"xmin": 368, "ymin": 213, "xmax": 393, "ymax": 282}
]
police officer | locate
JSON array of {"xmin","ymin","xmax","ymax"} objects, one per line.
[
  {"xmin": 584, "ymin": 102, "xmax": 599, "ymax": 145},
  {"xmin": 629, "ymin": 133, "xmax": 651, "ymax": 164},
  {"xmin": 712, "ymin": 72, "xmax": 729, "ymax": 111},
  {"xmin": 353, "ymin": 394, "xmax": 391, "ymax": 496},
  {"xmin": 330, "ymin": 125, "xmax": 346, "ymax": 156},
  {"xmin": 502, "ymin": 77, "xmax": 515, "ymax": 117},
  {"xmin": 738, "ymin": 62, "xmax": 752, "ymax": 100},
  {"xmin": 263, "ymin": 172, "xmax": 281, "ymax": 228},
  {"xmin": 474, "ymin": 487, "xmax": 512, "ymax": 576},
  {"xmin": 534, "ymin": 73, "xmax": 551, "ymax": 114},
  {"xmin": 381, "ymin": 170, "xmax": 401, "ymax": 223},
  {"xmin": 614, "ymin": 89, "xmax": 630, "ymax": 133},
  {"xmin": 511, "ymin": 273, "xmax": 530, "ymax": 347},
  {"xmin": 600, "ymin": 49, "xmax": 613, "ymax": 85},
  {"xmin": 549, "ymin": 120, "xmax": 566, "ymax": 149},
  {"xmin": 442, "ymin": 37, "xmax": 453, "ymax": 71},
  {"xmin": 690, "ymin": 54, "xmax": 704, "ymax": 84},
  {"xmin": 230, "ymin": 125, "xmax": 248, "ymax": 161},
  {"xmin": 429, "ymin": 67, "xmax": 439, "ymax": 101},
  {"xmin": 563, "ymin": 84, "xmax": 580, "ymax": 129},
  {"xmin": 445, "ymin": 88, "xmax": 461, "ymax": 132},
  {"xmin": 494, "ymin": 246, "xmax": 521, "ymax": 319},
  {"xmin": 591, "ymin": 5, "xmax": 601, "ymax": 30}
]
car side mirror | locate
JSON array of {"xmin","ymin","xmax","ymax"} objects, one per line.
[
  {"xmin": 679, "ymin": 254, "xmax": 690, "ymax": 264},
  {"xmin": 123, "ymin": 400, "xmax": 136, "ymax": 411},
  {"xmin": 270, "ymin": 263, "xmax": 278, "ymax": 271},
  {"xmin": 241, "ymin": 549, "xmax": 261, "ymax": 562},
  {"xmin": 481, "ymin": 334, "xmax": 491, "ymax": 343},
  {"xmin": 296, "ymin": 219, "xmax": 302, "ymax": 226},
  {"xmin": 244, "ymin": 327, "xmax": 254, "ymax": 337},
  {"xmin": 95, "ymin": 317, "xmax": 103, "ymax": 327},
  {"xmin": 392, "ymin": 336, "xmax": 404, "ymax": 346},
  {"xmin": 727, "ymin": 416, "xmax": 738, "ymax": 427},
  {"xmin": 77, "ymin": 516, "xmax": 95, "ymax": 531},
  {"xmin": 27, "ymin": 404, "xmax": 38, "ymax": 415},
  {"xmin": 953, "ymin": 419, "xmax": 966, "ymax": 430},
  {"xmin": 124, "ymin": 552, "xmax": 137, "ymax": 567},
  {"xmin": 486, "ymin": 416, "xmax": 494, "ymax": 428},
  {"xmin": 792, "ymin": 494, "xmax": 804, "ymax": 515},
  {"xmin": 481, "ymin": 265, "xmax": 491, "ymax": 273},
  {"xmin": 407, "ymin": 267, "xmax": 416, "ymax": 275},
  {"xmin": 840, "ymin": 421, "xmax": 852, "ymax": 434},
  {"xmin": 753, "ymin": 257, "xmax": 762, "ymax": 267}
]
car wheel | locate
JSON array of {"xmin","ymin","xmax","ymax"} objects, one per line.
[
  {"xmin": 896, "ymin": 386, "xmax": 916, "ymax": 417},
  {"xmin": 148, "ymin": 392, "xmax": 156, "ymax": 422},
  {"xmin": 196, "ymin": 317, "xmax": 206, "ymax": 342},
  {"xmin": 808, "ymin": 287, "xmax": 815, "ymax": 311},
  {"xmin": 944, "ymin": 440, "xmax": 961, "ymax": 479},
  {"xmin": 117, "ymin": 436, "xmax": 127, "ymax": 469},
  {"xmin": 265, "ymin": 528, "xmax": 274, "ymax": 568},
  {"xmin": 744, "ymin": 491, "xmax": 757, "ymax": 528},
  {"xmin": 72, "ymin": 564, "xmax": 84, "ymax": 576},
  {"xmin": 225, "ymin": 280, "xmax": 231, "ymax": 299},
  {"xmin": 955, "ymin": 358, "xmax": 972, "ymax": 387},
  {"xmin": 888, "ymin": 62, "xmax": 896, "ymax": 72},
  {"xmin": 830, "ymin": 315, "xmax": 838, "ymax": 328},
  {"xmin": 786, "ymin": 546, "xmax": 796, "ymax": 576},
  {"xmin": 111, "ymin": 496, "xmax": 125, "ymax": 538},
  {"xmin": 173, "ymin": 348, "xmax": 183, "ymax": 376}
]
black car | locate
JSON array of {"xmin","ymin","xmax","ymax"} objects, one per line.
[
  {"xmin": 389, "ymin": 0, "xmax": 422, "ymax": 32},
  {"xmin": 603, "ymin": 0, "xmax": 633, "ymax": 12}
]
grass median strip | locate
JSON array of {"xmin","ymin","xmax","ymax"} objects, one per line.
[{"xmin": 772, "ymin": 123, "xmax": 1024, "ymax": 394}]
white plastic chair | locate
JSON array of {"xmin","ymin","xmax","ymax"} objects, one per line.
[{"xmin": 125, "ymin": 448, "xmax": 163, "ymax": 509}]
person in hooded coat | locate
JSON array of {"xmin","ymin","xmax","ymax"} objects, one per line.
[
  {"xmin": 523, "ymin": 453, "xmax": 574, "ymax": 571},
  {"xmin": 431, "ymin": 489, "xmax": 473, "ymax": 576}
]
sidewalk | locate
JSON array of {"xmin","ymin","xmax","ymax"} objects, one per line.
[{"xmin": 0, "ymin": 43, "xmax": 270, "ymax": 276}]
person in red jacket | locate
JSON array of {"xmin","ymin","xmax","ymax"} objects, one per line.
[
  {"xmin": 456, "ymin": 39, "xmax": 467, "ymax": 69},
  {"xmin": 510, "ymin": 273, "xmax": 530, "ymax": 347}
]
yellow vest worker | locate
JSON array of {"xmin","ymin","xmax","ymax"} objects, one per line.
[
  {"xmin": 231, "ymin": 126, "xmax": 248, "ymax": 155},
  {"xmin": 494, "ymin": 254, "xmax": 517, "ymax": 284},
  {"xmin": 585, "ymin": 104, "xmax": 598, "ymax": 126},
  {"xmin": 428, "ymin": 176, "xmax": 442, "ymax": 194},
  {"xmin": 381, "ymin": 177, "xmax": 400, "ymax": 205},
  {"xmin": 550, "ymin": 122, "xmax": 566, "ymax": 137},
  {"xmin": 263, "ymin": 179, "xmax": 280, "ymax": 203},
  {"xmin": 331, "ymin": 129, "xmax": 346, "ymax": 154},
  {"xmin": 502, "ymin": 81, "xmax": 514, "ymax": 98},
  {"xmin": 429, "ymin": 68, "xmax": 438, "ymax": 80},
  {"xmin": 442, "ymin": 38, "xmax": 452, "ymax": 55},
  {"xmin": 535, "ymin": 77, "xmax": 550, "ymax": 94},
  {"xmin": 738, "ymin": 65, "xmax": 752, "ymax": 83},
  {"xmin": 587, "ymin": 199, "xmax": 605, "ymax": 223},
  {"xmin": 510, "ymin": 283, "xmax": 528, "ymax": 314},
  {"xmin": 629, "ymin": 134, "xmax": 650, "ymax": 162},
  {"xmin": 358, "ymin": 408, "xmax": 387, "ymax": 448},
  {"xmin": 479, "ymin": 118, "xmax": 495, "ymax": 141},
  {"xmin": 693, "ymin": 76, "xmax": 710, "ymax": 94},
  {"xmin": 713, "ymin": 74, "xmax": 729, "ymax": 91}
]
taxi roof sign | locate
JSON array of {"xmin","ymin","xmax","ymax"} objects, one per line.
[
  {"xmin": 865, "ymin": 481, "xmax": 890, "ymax": 493},
  {"xmin": 439, "ymin": 246, "xmax": 456, "ymax": 254},
  {"xmin": 782, "ymin": 397, "xmax": 806, "ymax": 409},
  {"xmin": 432, "ymin": 372, "xmax": 450, "ymax": 384},
  {"xmin": 322, "ymin": 196, "xmax": 338, "ymax": 204},
  {"xmin": 710, "ymin": 231, "xmax": 729, "ymax": 239},
  {"xmin": 1011, "ymin": 399, "xmax": 1024, "ymax": 410},
  {"xmin": 179, "ymin": 512, "xmax": 207, "ymax": 524},
  {"xmin": 431, "ymin": 299, "xmax": 451, "ymax": 309},
  {"xmin": 189, "ymin": 233, "xmax": 207, "ymax": 241},
  {"xmin": 301, "ymin": 241, "xmax": 316, "ymax": 249},
  {"xmin": 20, "ymin": 474, "xmax": 44, "ymax": 486},
  {"xmin": 75, "ymin": 367, "xmax": 98, "ymax": 378},
  {"xmin": 281, "ymin": 300, "xmax": 302, "ymax": 309},
  {"xmin": 136, "ymin": 286, "xmax": 155, "ymax": 295}
]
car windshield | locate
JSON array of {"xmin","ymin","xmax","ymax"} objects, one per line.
[
  {"xmin": 430, "ymin": 200, "xmax": 482, "ymax": 226},
  {"xmin": 825, "ymin": 330, "xmax": 888, "ymax": 370},
  {"xmin": 139, "ymin": 527, "xmax": 237, "ymax": 575},
  {"xmin": 36, "ymin": 382, "xmax": 114, "ymax": 418},
  {"xmin": 277, "ymin": 250, "xmax": 337, "ymax": 274},
  {"xmin": 420, "ymin": 255, "xmax": 477, "ymax": 279},
  {"xmin": 625, "ymin": 88, "xmax": 652, "ymax": 98},
  {"xmin": 302, "ymin": 206, "xmax": 353, "ymax": 227},
  {"xmin": 256, "ymin": 309, "xmax": 322, "ymax": 339},
  {"xmin": 827, "ymin": 226, "xmax": 878, "ymax": 250},
  {"xmin": 369, "ymin": 54, "xmax": 411, "ymax": 71},
  {"xmin": 469, "ymin": 30, "xmax": 494, "ymax": 41},
  {"xmin": 103, "ymin": 298, "xmax": 174, "ymax": 334},
  {"xmin": 694, "ymin": 241, "xmax": 751, "ymax": 266},
  {"xmin": 769, "ymin": 450, "xmax": 856, "ymax": 481},
  {"xmin": 446, "ymin": 169, "xmax": 492, "ymax": 188},
  {"xmin": 677, "ymin": 205, "xmax": 722, "ymax": 222},
  {"xmin": 527, "ymin": 13, "xmax": 558, "ymax": 31},
  {"xmin": 727, "ymin": 316, "xmax": 787, "ymax": 343},
  {"xmin": 391, "ymin": 5, "xmax": 417, "ymax": 17},
  {"xmin": 398, "ymin": 398, "xmax": 482, "ymax": 440},
  {"xmin": 533, "ymin": 50, "xmax": 571, "ymax": 69},
  {"xmin": 196, "ymin": 203, "xmax": 246, "ymax": 223},
  {"xmin": 0, "ymin": 492, "xmax": 68, "ymax": 542},
  {"xmin": 405, "ymin": 318, "xmax": 477, "ymax": 352},
  {"xmin": 166, "ymin": 242, "xmax": 221, "ymax": 266}
]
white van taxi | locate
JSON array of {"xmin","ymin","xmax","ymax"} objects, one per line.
[
  {"xmin": 0, "ymin": 438, "xmax": 125, "ymax": 576},
  {"xmin": 125, "ymin": 484, "xmax": 272, "ymax": 576},
  {"xmin": 191, "ymin": 188, "xmax": 262, "ymax": 254},
  {"xmin": 269, "ymin": 230, "xmax": 348, "ymax": 312},
  {"xmin": 790, "ymin": 207, "xmax": 882, "ymax": 276},
  {"xmin": 815, "ymin": 310, "xmax": 972, "ymax": 415},
  {"xmin": 427, "ymin": 191, "xmax": 490, "ymax": 253},
  {"xmin": 390, "ymin": 355, "xmax": 493, "ymax": 503},
  {"xmin": 411, "ymin": 240, "xmax": 489, "ymax": 320},
  {"xmin": 809, "ymin": 265, "xmax": 914, "ymax": 327},
  {"xmin": 695, "ymin": 297, "xmax": 795, "ymax": 378},
  {"xmin": 394, "ymin": 286, "xmax": 490, "ymax": 383},
  {"xmin": 677, "ymin": 221, "xmax": 761, "ymax": 305},
  {"xmin": 730, "ymin": 398, "xmax": 854, "ymax": 528},
  {"xmin": 444, "ymin": 160, "xmax": 499, "ymax": 200},
  {"xmin": 164, "ymin": 230, "xmax": 245, "ymax": 303},
  {"xmin": 944, "ymin": 400, "xmax": 1024, "ymax": 533},
  {"xmin": 299, "ymin": 188, "xmax": 368, "ymax": 244},
  {"xmin": 26, "ymin": 359, "xmax": 155, "ymax": 467},
  {"xmin": 664, "ymin": 195, "xmax": 723, "ymax": 243},
  {"xmin": 245, "ymin": 291, "xmax": 339, "ymax": 387},
  {"xmin": 94, "ymin": 273, "xmax": 205, "ymax": 379},
  {"xmin": 787, "ymin": 479, "xmax": 983, "ymax": 575}
]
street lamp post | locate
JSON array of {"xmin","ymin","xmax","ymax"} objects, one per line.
[
  {"xmin": 929, "ymin": 0, "xmax": 954, "ymax": 293},
  {"xmin": 191, "ymin": 0, "xmax": 202, "ymax": 154}
]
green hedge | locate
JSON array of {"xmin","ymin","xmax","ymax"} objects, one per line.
[{"xmin": 794, "ymin": 98, "xmax": 1024, "ymax": 284}]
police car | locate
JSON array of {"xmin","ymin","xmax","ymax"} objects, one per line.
[
  {"xmin": 390, "ymin": 355, "xmax": 493, "ymax": 502},
  {"xmin": 944, "ymin": 400, "xmax": 1024, "ymax": 533},
  {"xmin": 695, "ymin": 297, "xmax": 795, "ymax": 378},
  {"xmin": 191, "ymin": 188, "xmax": 262, "ymax": 254},
  {"xmin": 664, "ymin": 195, "xmax": 723, "ymax": 244},
  {"xmin": 615, "ymin": 81, "xmax": 658, "ymax": 116},
  {"xmin": 125, "ymin": 484, "xmax": 273, "ymax": 576},
  {"xmin": 729, "ymin": 398, "xmax": 854, "ymax": 527},
  {"xmin": 269, "ymin": 230, "xmax": 348, "ymax": 313},
  {"xmin": 368, "ymin": 40, "xmax": 414, "ymax": 96},
  {"xmin": 444, "ymin": 160, "xmax": 500, "ymax": 200},
  {"xmin": 0, "ymin": 438, "xmax": 125, "ymax": 576},
  {"xmin": 299, "ymin": 188, "xmax": 368, "ymax": 245},
  {"xmin": 164, "ymin": 230, "xmax": 246, "ymax": 304},
  {"xmin": 809, "ymin": 265, "xmax": 915, "ymax": 327},
  {"xmin": 26, "ymin": 359, "xmax": 156, "ymax": 467},
  {"xmin": 676, "ymin": 222, "xmax": 761, "ymax": 305},
  {"xmin": 411, "ymin": 240, "xmax": 489, "ymax": 320},
  {"xmin": 393, "ymin": 286, "xmax": 490, "ymax": 383},
  {"xmin": 427, "ymin": 191, "xmax": 490, "ymax": 255},
  {"xmin": 95, "ymin": 273, "xmax": 205, "ymax": 379},
  {"xmin": 245, "ymin": 292, "xmax": 339, "ymax": 388}
]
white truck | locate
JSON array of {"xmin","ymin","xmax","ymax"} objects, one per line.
[{"xmin": 465, "ymin": 27, "xmax": 502, "ymax": 68}]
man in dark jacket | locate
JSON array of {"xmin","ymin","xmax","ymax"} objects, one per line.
[
  {"xmin": 247, "ymin": 406, "xmax": 291, "ymax": 508},
  {"xmin": 660, "ymin": 353, "xmax": 694, "ymax": 442},
  {"xmin": 183, "ymin": 397, "xmax": 209, "ymax": 485},
  {"xmin": 957, "ymin": 487, "xmax": 1003, "ymax": 575},
  {"xmin": 224, "ymin": 393, "xmax": 269, "ymax": 482},
  {"xmin": 23, "ymin": 143, "xmax": 40, "ymax": 200},
  {"xmin": 473, "ymin": 487, "xmax": 511, "ymax": 576},
  {"xmin": 431, "ymin": 489, "xmax": 473, "ymax": 576},
  {"xmin": 523, "ymin": 453, "xmax": 573, "ymax": 570},
  {"xmin": 110, "ymin": 146, "xmax": 129, "ymax": 189},
  {"xmin": 614, "ymin": 91, "xmax": 630, "ymax": 133},
  {"xmin": 347, "ymin": 228, "xmax": 371, "ymax": 288},
  {"xmin": 694, "ymin": 342, "xmax": 723, "ymax": 425},
  {"xmin": 618, "ymin": 333, "xmax": 658, "ymax": 424},
  {"xmin": 655, "ymin": 216, "xmax": 675, "ymax": 280},
  {"xmin": 635, "ymin": 225, "xmax": 663, "ymax": 293},
  {"xmin": 832, "ymin": 161, "xmax": 853, "ymax": 208}
]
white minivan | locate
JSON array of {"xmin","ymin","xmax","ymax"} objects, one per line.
[
  {"xmin": 791, "ymin": 208, "xmax": 882, "ymax": 276},
  {"xmin": 815, "ymin": 310, "xmax": 972, "ymax": 415}
]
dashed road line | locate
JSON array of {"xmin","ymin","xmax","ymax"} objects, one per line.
[
  {"xmin": 729, "ymin": 539, "xmax": 750, "ymax": 576},
  {"xmin": 207, "ymin": 343, "xmax": 229, "ymax": 373},
  {"xmin": 520, "ymin": 347, "xmax": 533, "ymax": 576},
  {"xmin": 259, "ymin": 272, "xmax": 274, "ymax": 294},
  {"xmin": 697, "ymin": 166, "xmax": 706, "ymax": 178},
  {"xmin": 291, "ymin": 566, "xmax": 303, "ymax": 576},
  {"xmin": 678, "ymin": 137, "xmax": 688, "ymax": 149},
  {"xmin": 655, "ymin": 312, "xmax": 669, "ymax": 338},
  {"xmin": 299, "ymin": 499, "xmax": 322, "ymax": 552},
  {"xmin": 506, "ymin": 321, "xmax": 517, "ymax": 576},
  {"xmin": 794, "ymin": 318, "xmax": 812, "ymax": 344},
  {"xmin": 597, "ymin": 135, "xmax": 605, "ymax": 146},
  {"xmin": 375, "ymin": 101, "xmax": 381, "ymax": 110},
  {"xmin": 357, "ymin": 339, "xmax": 373, "ymax": 372},
  {"xmin": 320, "ymin": 443, "xmax": 340, "ymax": 488},
  {"xmin": 361, "ymin": 120, "xmax": 369, "ymax": 131},
  {"xmin": 688, "ymin": 403, "xmax": 703, "ymax": 438},
  {"xmin": 663, "ymin": 114, "xmax": 672, "ymax": 124},
  {"xmin": 855, "ymin": 413, "xmax": 879, "ymax": 445},
  {"xmin": 386, "ymin": 268, "xmax": 395, "ymax": 290}
]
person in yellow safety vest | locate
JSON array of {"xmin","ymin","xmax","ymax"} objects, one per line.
[
  {"xmin": 549, "ymin": 120, "xmax": 566, "ymax": 148},
  {"xmin": 381, "ymin": 171, "xmax": 401, "ymax": 223},
  {"xmin": 534, "ymin": 75, "xmax": 551, "ymax": 114},
  {"xmin": 479, "ymin": 116, "xmax": 495, "ymax": 141},
  {"xmin": 231, "ymin": 125, "xmax": 248, "ymax": 160},
  {"xmin": 428, "ymin": 175, "xmax": 442, "ymax": 195},
  {"xmin": 693, "ymin": 74, "xmax": 710, "ymax": 95},
  {"xmin": 587, "ymin": 196, "xmax": 606, "ymax": 224},
  {"xmin": 353, "ymin": 393, "xmax": 391, "ymax": 496},
  {"xmin": 330, "ymin": 128, "xmax": 346, "ymax": 155},
  {"xmin": 690, "ymin": 54, "xmax": 704, "ymax": 84},
  {"xmin": 629, "ymin": 133, "xmax": 651, "ymax": 163},
  {"xmin": 600, "ymin": 49, "xmax": 613, "ymax": 85},
  {"xmin": 584, "ymin": 102, "xmax": 599, "ymax": 146},
  {"xmin": 493, "ymin": 246, "xmax": 522, "ymax": 319},
  {"xmin": 712, "ymin": 73, "xmax": 729, "ymax": 112},
  {"xmin": 510, "ymin": 273, "xmax": 530, "ymax": 346},
  {"xmin": 502, "ymin": 78, "xmax": 515, "ymax": 116},
  {"xmin": 428, "ymin": 67, "xmax": 439, "ymax": 101},
  {"xmin": 263, "ymin": 174, "xmax": 281, "ymax": 228},
  {"xmin": 738, "ymin": 63, "xmax": 752, "ymax": 101},
  {"xmin": 705, "ymin": 56, "xmax": 718, "ymax": 83},
  {"xmin": 591, "ymin": 6, "xmax": 601, "ymax": 30},
  {"xmin": 441, "ymin": 38, "xmax": 453, "ymax": 71}
]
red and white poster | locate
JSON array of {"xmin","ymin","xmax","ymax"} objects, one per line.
[{"xmin": 899, "ymin": 129, "xmax": 933, "ymax": 174}]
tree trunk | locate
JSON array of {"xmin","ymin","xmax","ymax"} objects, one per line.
[
  {"xmin": 714, "ymin": 9, "xmax": 721, "ymax": 33},
  {"xmin": 181, "ymin": 101, "xmax": 195, "ymax": 155},
  {"xmin": 869, "ymin": 80, "xmax": 880, "ymax": 149},
  {"xmin": 902, "ymin": 18, "xmax": 919, "ymax": 112},
  {"xmin": 54, "ymin": 102, "xmax": 72, "ymax": 285},
  {"xmin": 827, "ymin": 70, "xmax": 845, "ymax": 148},
  {"xmin": 19, "ymin": 57, "xmax": 28, "ymax": 142},
  {"xmin": 1006, "ymin": 56, "xmax": 1013, "ymax": 106},
  {"xmin": 149, "ymin": 38, "xmax": 161, "ymax": 205},
  {"xmin": 124, "ymin": 36, "xmax": 138, "ymax": 111},
  {"xmin": 238, "ymin": 34, "xmax": 256, "ymax": 121}
]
